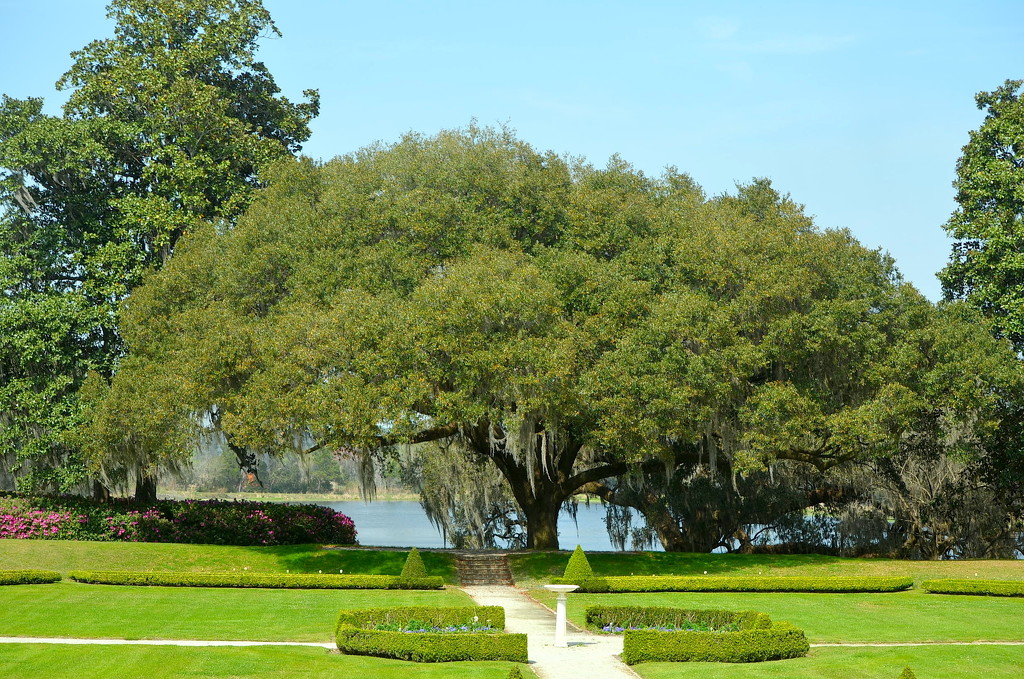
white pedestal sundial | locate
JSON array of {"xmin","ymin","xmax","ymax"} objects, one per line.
[{"xmin": 542, "ymin": 584, "xmax": 580, "ymax": 648}]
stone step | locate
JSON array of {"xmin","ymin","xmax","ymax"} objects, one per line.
[{"xmin": 455, "ymin": 553, "xmax": 515, "ymax": 586}]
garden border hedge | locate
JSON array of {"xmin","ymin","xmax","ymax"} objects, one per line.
[
  {"xmin": 335, "ymin": 606, "xmax": 527, "ymax": 663},
  {"xmin": 622, "ymin": 624, "xmax": 809, "ymax": 664},
  {"xmin": 554, "ymin": 575, "xmax": 912, "ymax": 593},
  {"xmin": 586, "ymin": 605, "xmax": 771, "ymax": 631},
  {"xmin": 0, "ymin": 569, "xmax": 62, "ymax": 585},
  {"xmin": 584, "ymin": 605, "xmax": 808, "ymax": 664},
  {"xmin": 68, "ymin": 570, "xmax": 444, "ymax": 590},
  {"xmin": 921, "ymin": 579, "xmax": 1024, "ymax": 597}
]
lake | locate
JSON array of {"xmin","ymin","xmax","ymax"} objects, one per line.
[{"xmin": 317, "ymin": 499, "xmax": 650, "ymax": 551}]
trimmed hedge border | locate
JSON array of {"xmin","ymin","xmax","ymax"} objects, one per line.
[
  {"xmin": 336, "ymin": 606, "xmax": 527, "ymax": 663},
  {"xmin": 585, "ymin": 605, "xmax": 808, "ymax": 664},
  {"xmin": 623, "ymin": 625, "xmax": 809, "ymax": 664},
  {"xmin": 586, "ymin": 605, "xmax": 771, "ymax": 631},
  {"xmin": 553, "ymin": 575, "xmax": 913, "ymax": 593},
  {"xmin": 0, "ymin": 569, "xmax": 62, "ymax": 585},
  {"xmin": 921, "ymin": 579, "xmax": 1024, "ymax": 597},
  {"xmin": 68, "ymin": 570, "xmax": 444, "ymax": 590}
]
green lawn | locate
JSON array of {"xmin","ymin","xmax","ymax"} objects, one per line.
[
  {"xmin": 0, "ymin": 539, "xmax": 458, "ymax": 582},
  {"xmin": 633, "ymin": 645, "xmax": 1024, "ymax": 679},
  {"xmin": 534, "ymin": 589, "xmax": 1024, "ymax": 643},
  {"xmin": 4, "ymin": 540, "xmax": 1024, "ymax": 678},
  {"xmin": 0, "ymin": 644, "xmax": 535, "ymax": 679},
  {"xmin": 0, "ymin": 583, "xmax": 472, "ymax": 642}
]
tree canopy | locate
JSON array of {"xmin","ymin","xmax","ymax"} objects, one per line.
[
  {"xmin": 940, "ymin": 79, "xmax": 1024, "ymax": 353},
  {"xmin": 0, "ymin": 0, "xmax": 317, "ymax": 494},
  {"xmin": 84, "ymin": 125, "xmax": 1021, "ymax": 549}
]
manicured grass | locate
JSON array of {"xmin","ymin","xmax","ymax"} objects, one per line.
[
  {"xmin": 510, "ymin": 550, "xmax": 1024, "ymax": 586},
  {"xmin": 0, "ymin": 644, "xmax": 537, "ymax": 679},
  {"xmin": 633, "ymin": 645, "xmax": 1024, "ymax": 679},
  {"xmin": 0, "ymin": 539, "xmax": 458, "ymax": 582},
  {"xmin": 0, "ymin": 583, "xmax": 473, "ymax": 642},
  {"xmin": 534, "ymin": 590, "xmax": 1024, "ymax": 643}
]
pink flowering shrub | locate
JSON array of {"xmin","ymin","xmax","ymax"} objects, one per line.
[{"xmin": 0, "ymin": 493, "xmax": 357, "ymax": 546}]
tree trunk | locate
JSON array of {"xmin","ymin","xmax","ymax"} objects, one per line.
[
  {"xmin": 520, "ymin": 496, "xmax": 562, "ymax": 550},
  {"xmin": 92, "ymin": 479, "xmax": 111, "ymax": 503},
  {"xmin": 134, "ymin": 473, "xmax": 157, "ymax": 504},
  {"xmin": 465, "ymin": 420, "xmax": 628, "ymax": 551}
]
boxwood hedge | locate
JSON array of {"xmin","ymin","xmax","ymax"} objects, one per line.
[
  {"xmin": 586, "ymin": 605, "xmax": 771, "ymax": 631},
  {"xmin": 921, "ymin": 579, "xmax": 1024, "ymax": 597},
  {"xmin": 587, "ymin": 605, "xmax": 808, "ymax": 664},
  {"xmin": 335, "ymin": 606, "xmax": 527, "ymax": 663},
  {"xmin": 554, "ymin": 575, "xmax": 912, "ymax": 593},
  {"xmin": 622, "ymin": 624, "xmax": 809, "ymax": 664},
  {"xmin": 68, "ymin": 570, "xmax": 443, "ymax": 590},
  {"xmin": 0, "ymin": 569, "xmax": 62, "ymax": 585}
]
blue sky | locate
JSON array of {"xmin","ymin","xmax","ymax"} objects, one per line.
[{"xmin": 3, "ymin": 0, "xmax": 1021, "ymax": 300}]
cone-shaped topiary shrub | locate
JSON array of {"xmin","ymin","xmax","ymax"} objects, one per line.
[
  {"xmin": 563, "ymin": 545, "xmax": 593, "ymax": 581},
  {"xmin": 898, "ymin": 668, "xmax": 917, "ymax": 679},
  {"xmin": 401, "ymin": 547, "xmax": 428, "ymax": 578},
  {"xmin": 507, "ymin": 665, "xmax": 525, "ymax": 678}
]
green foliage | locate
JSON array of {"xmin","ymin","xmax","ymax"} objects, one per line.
[
  {"xmin": 402, "ymin": 548, "xmax": 429, "ymax": 578},
  {"xmin": 96, "ymin": 124, "xmax": 1024, "ymax": 550},
  {"xmin": 68, "ymin": 570, "xmax": 443, "ymax": 589},
  {"xmin": 336, "ymin": 606, "xmax": 527, "ymax": 663},
  {"xmin": 337, "ymin": 607, "xmax": 506, "ymax": 631},
  {"xmin": 898, "ymin": 667, "xmax": 918, "ymax": 679},
  {"xmin": 0, "ymin": 0, "xmax": 317, "ymax": 491},
  {"xmin": 506, "ymin": 666, "xmax": 525, "ymax": 679},
  {"xmin": 585, "ymin": 606, "xmax": 770, "ymax": 631},
  {"xmin": 610, "ymin": 606, "xmax": 809, "ymax": 664},
  {"xmin": 0, "ymin": 492, "xmax": 356, "ymax": 545},
  {"xmin": 940, "ymin": 79, "xmax": 1024, "ymax": 352},
  {"xmin": 622, "ymin": 625, "xmax": 809, "ymax": 664},
  {"xmin": 562, "ymin": 545, "xmax": 593, "ymax": 581},
  {"xmin": 921, "ymin": 579, "xmax": 1024, "ymax": 597},
  {"xmin": 554, "ymin": 575, "xmax": 914, "ymax": 593},
  {"xmin": 0, "ymin": 569, "xmax": 62, "ymax": 585}
]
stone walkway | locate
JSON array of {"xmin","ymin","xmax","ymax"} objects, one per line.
[{"xmin": 462, "ymin": 585, "xmax": 640, "ymax": 679}]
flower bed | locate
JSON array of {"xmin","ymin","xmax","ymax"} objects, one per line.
[
  {"xmin": 921, "ymin": 579, "xmax": 1024, "ymax": 597},
  {"xmin": 336, "ymin": 606, "xmax": 527, "ymax": 662},
  {"xmin": 554, "ymin": 575, "xmax": 912, "ymax": 593},
  {"xmin": 0, "ymin": 570, "xmax": 62, "ymax": 585},
  {"xmin": 69, "ymin": 570, "xmax": 443, "ymax": 590},
  {"xmin": 0, "ymin": 493, "xmax": 356, "ymax": 546},
  {"xmin": 586, "ymin": 605, "xmax": 808, "ymax": 665}
]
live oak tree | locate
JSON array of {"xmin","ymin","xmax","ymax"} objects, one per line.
[
  {"xmin": 580, "ymin": 181, "xmax": 1023, "ymax": 552},
  {"xmin": 85, "ymin": 126, "xmax": 1022, "ymax": 548},
  {"xmin": 940, "ymin": 79, "xmax": 1024, "ymax": 353},
  {"xmin": 0, "ymin": 0, "xmax": 317, "ymax": 497}
]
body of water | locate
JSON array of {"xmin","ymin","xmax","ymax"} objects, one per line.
[{"xmin": 318, "ymin": 500, "xmax": 648, "ymax": 551}]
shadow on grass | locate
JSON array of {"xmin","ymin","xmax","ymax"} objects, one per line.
[{"xmin": 238, "ymin": 545, "xmax": 459, "ymax": 583}]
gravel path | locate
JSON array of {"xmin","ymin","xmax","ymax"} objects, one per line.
[{"xmin": 461, "ymin": 585, "xmax": 640, "ymax": 679}]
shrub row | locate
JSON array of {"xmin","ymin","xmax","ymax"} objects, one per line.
[
  {"xmin": 588, "ymin": 604, "xmax": 808, "ymax": 664},
  {"xmin": 921, "ymin": 579, "xmax": 1024, "ymax": 597},
  {"xmin": 68, "ymin": 570, "xmax": 443, "ymax": 590},
  {"xmin": 337, "ymin": 606, "xmax": 506, "ymax": 630},
  {"xmin": 622, "ymin": 623, "xmax": 810, "ymax": 664},
  {"xmin": 0, "ymin": 569, "xmax": 62, "ymax": 585},
  {"xmin": 0, "ymin": 492, "xmax": 356, "ymax": 546},
  {"xmin": 336, "ymin": 606, "xmax": 527, "ymax": 663},
  {"xmin": 585, "ymin": 605, "xmax": 771, "ymax": 631},
  {"xmin": 553, "ymin": 575, "xmax": 913, "ymax": 593}
]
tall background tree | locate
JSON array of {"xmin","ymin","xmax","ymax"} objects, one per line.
[
  {"xmin": 940, "ymin": 79, "xmax": 1024, "ymax": 353},
  {"xmin": 0, "ymin": 0, "xmax": 318, "ymax": 498},
  {"xmin": 81, "ymin": 126, "xmax": 1022, "ymax": 549}
]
